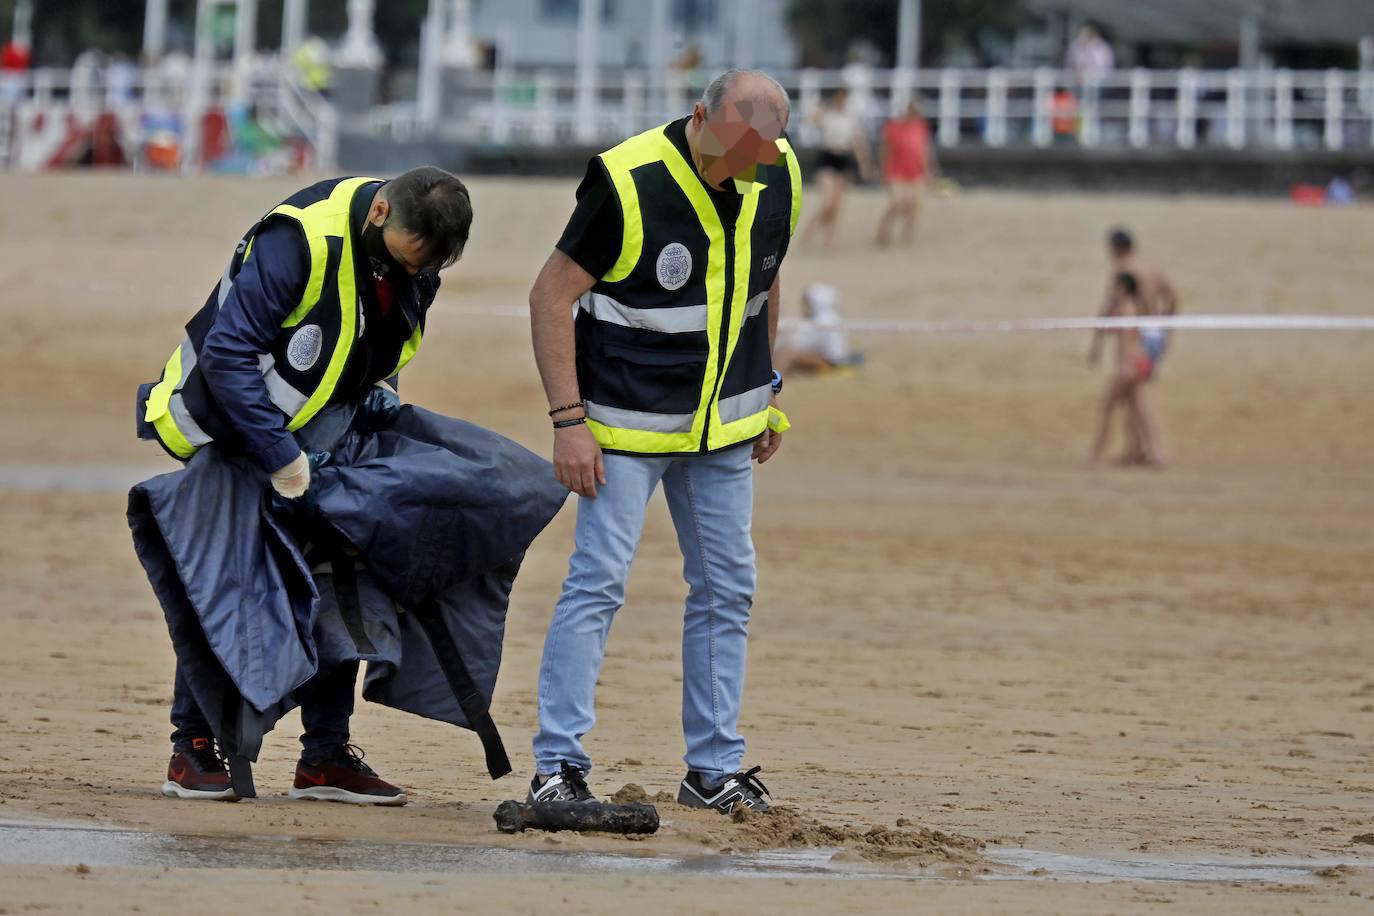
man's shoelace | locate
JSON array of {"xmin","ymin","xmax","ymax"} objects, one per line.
[
  {"xmin": 725, "ymin": 765, "xmax": 770, "ymax": 800},
  {"xmin": 333, "ymin": 743, "xmax": 378, "ymax": 775},
  {"xmin": 559, "ymin": 761, "xmax": 592, "ymax": 799},
  {"xmin": 187, "ymin": 745, "xmax": 226, "ymax": 773}
]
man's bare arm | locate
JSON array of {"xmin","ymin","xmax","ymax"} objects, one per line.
[
  {"xmin": 1155, "ymin": 270, "xmax": 1180, "ymax": 316},
  {"xmin": 529, "ymin": 249, "xmax": 605, "ymax": 498}
]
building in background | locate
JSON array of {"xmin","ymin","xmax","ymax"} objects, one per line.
[
  {"xmin": 467, "ymin": 0, "xmax": 797, "ymax": 73},
  {"xmin": 1021, "ymin": 0, "xmax": 1374, "ymax": 69}
]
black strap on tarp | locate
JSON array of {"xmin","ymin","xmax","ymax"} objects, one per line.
[
  {"xmin": 219, "ymin": 695, "xmax": 261, "ymax": 798},
  {"xmin": 330, "ymin": 549, "xmax": 378, "ymax": 656},
  {"xmin": 413, "ymin": 598, "xmax": 512, "ymax": 780}
]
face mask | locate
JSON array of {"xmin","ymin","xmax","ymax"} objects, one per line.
[{"xmin": 361, "ymin": 221, "xmax": 397, "ymax": 277}]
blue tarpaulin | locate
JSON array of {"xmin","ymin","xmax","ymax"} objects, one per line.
[{"xmin": 128, "ymin": 405, "xmax": 567, "ymax": 795}]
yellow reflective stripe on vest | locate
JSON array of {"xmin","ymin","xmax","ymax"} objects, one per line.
[
  {"xmin": 145, "ymin": 343, "xmax": 197, "ymax": 458},
  {"xmin": 584, "ymin": 417, "xmax": 700, "ymax": 454},
  {"xmin": 707, "ymin": 187, "xmax": 768, "ymax": 450},
  {"xmin": 658, "ymin": 146, "xmax": 729, "ymax": 452},
  {"xmin": 282, "ymin": 176, "xmax": 374, "ymax": 431},
  {"xmin": 272, "ymin": 176, "xmax": 374, "ymax": 331},
  {"xmin": 777, "ymin": 138, "xmax": 803, "ymax": 235},
  {"xmin": 389, "ymin": 324, "xmax": 422, "ymax": 377},
  {"xmin": 599, "ymin": 126, "xmax": 672, "ymax": 284},
  {"xmin": 282, "ymin": 227, "xmax": 327, "ymax": 329}
]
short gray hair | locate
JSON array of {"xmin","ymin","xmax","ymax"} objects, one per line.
[{"xmin": 700, "ymin": 68, "xmax": 791, "ymax": 122}]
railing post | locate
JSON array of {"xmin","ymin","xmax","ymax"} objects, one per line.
[
  {"xmin": 1324, "ymin": 68, "xmax": 1343, "ymax": 151},
  {"xmin": 938, "ymin": 69, "xmax": 959, "ymax": 147},
  {"xmin": 799, "ymin": 67, "xmax": 821, "ymax": 115},
  {"xmin": 533, "ymin": 69, "xmax": 554, "ymax": 145},
  {"xmin": 623, "ymin": 70, "xmax": 644, "ymax": 138},
  {"xmin": 1175, "ymin": 68, "xmax": 1197, "ymax": 149},
  {"xmin": 1364, "ymin": 67, "xmax": 1374, "ymax": 147},
  {"xmin": 1226, "ymin": 68, "xmax": 1246, "ymax": 149},
  {"xmin": 890, "ymin": 66, "xmax": 913, "ymax": 116},
  {"xmin": 491, "ymin": 68, "xmax": 511, "ymax": 144},
  {"xmin": 33, "ymin": 68, "xmax": 53, "ymax": 107},
  {"xmin": 1274, "ymin": 69, "xmax": 1293, "ymax": 150},
  {"xmin": 1129, "ymin": 67, "xmax": 1150, "ymax": 148},
  {"xmin": 797, "ymin": 67, "xmax": 821, "ymax": 146},
  {"xmin": 1032, "ymin": 67, "xmax": 1052, "ymax": 147},
  {"xmin": 665, "ymin": 67, "xmax": 688, "ymax": 119},
  {"xmin": 316, "ymin": 104, "xmax": 338, "ymax": 172},
  {"xmin": 1080, "ymin": 75, "xmax": 1100, "ymax": 147},
  {"xmin": 984, "ymin": 68, "xmax": 1007, "ymax": 146}
]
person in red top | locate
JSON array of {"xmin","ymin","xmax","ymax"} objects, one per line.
[
  {"xmin": 874, "ymin": 101, "xmax": 933, "ymax": 247},
  {"xmin": 0, "ymin": 38, "xmax": 31, "ymax": 105}
]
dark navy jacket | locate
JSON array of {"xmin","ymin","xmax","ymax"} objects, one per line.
[{"xmin": 139, "ymin": 181, "xmax": 435, "ymax": 473}]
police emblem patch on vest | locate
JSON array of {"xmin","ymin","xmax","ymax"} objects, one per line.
[
  {"xmin": 655, "ymin": 242, "xmax": 692, "ymax": 291},
  {"xmin": 287, "ymin": 324, "xmax": 325, "ymax": 372}
]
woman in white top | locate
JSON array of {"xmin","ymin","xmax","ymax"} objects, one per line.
[{"xmin": 798, "ymin": 89, "xmax": 874, "ymax": 250}]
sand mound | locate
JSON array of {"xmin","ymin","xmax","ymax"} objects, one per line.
[
  {"xmin": 607, "ymin": 784, "xmax": 676, "ymax": 805},
  {"xmin": 607, "ymin": 785, "xmax": 983, "ymax": 865}
]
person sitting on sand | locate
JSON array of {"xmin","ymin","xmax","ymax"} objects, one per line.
[{"xmin": 775, "ymin": 283, "xmax": 863, "ymax": 374}]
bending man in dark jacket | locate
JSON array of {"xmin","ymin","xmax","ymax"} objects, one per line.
[{"xmin": 137, "ymin": 168, "xmax": 472, "ymax": 805}]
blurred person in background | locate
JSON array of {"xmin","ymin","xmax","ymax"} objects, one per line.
[
  {"xmin": 525, "ymin": 68, "xmax": 800, "ymax": 815},
  {"xmin": 1087, "ymin": 227, "xmax": 1179, "ymax": 467},
  {"xmin": 293, "ymin": 37, "xmax": 332, "ymax": 94},
  {"xmin": 798, "ymin": 88, "xmax": 873, "ymax": 249},
  {"xmin": 776, "ymin": 282, "xmax": 862, "ymax": 373},
  {"xmin": 0, "ymin": 35, "xmax": 31, "ymax": 104},
  {"xmin": 106, "ymin": 51, "xmax": 137, "ymax": 105},
  {"xmin": 1087, "ymin": 271, "xmax": 1161, "ymax": 468},
  {"xmin": 1051, "ymin": 84, "xmax": 1079, "ymax": 145},
  {"xmin": 1067, "ymin": 23, "xmax": 1114, "ymax": 86},
  {"xmin": 873, "ymin": 100, "xmax": 933, "ymax": 247}
]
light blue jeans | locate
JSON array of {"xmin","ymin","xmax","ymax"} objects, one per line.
[{"xmin": 532, "ymin": 445, "xmax": 756, "ymax": 783}]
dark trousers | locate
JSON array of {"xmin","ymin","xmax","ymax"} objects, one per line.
[{"xmin": 170, "ymin": 660, "xmax": 358, "ymax": 762}]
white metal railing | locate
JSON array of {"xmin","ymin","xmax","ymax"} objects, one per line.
[
  {"xmin": 0, "ymin": 60, "xmax": 336, "ymax": 171},
  {"xmin": 6, "ymin": 62, "xmax": 1374, "ymax": 168},
  {"xmin": 365, "ymin": 65, "xmax": 1374, "ymax": 153}
]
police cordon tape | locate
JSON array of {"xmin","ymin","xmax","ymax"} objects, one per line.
[{"xmin": 449, "ymin": 306, "xmax": 1374, "ymax": 334}]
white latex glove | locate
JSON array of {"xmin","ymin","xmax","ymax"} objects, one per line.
[{"xmin": 270, "ymin": 451, "xmax": 311, "ymax": 499}]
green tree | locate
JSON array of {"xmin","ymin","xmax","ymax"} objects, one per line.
[{"xmin": 786, "ymin": 0, "xmax": 1030, "ymax": 67}]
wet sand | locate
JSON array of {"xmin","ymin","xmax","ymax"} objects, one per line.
[{"xmin": 0, "ymin": 173, "xmax": 1372, "ymax": 912}]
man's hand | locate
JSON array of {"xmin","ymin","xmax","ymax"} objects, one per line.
[
  {"xmin": 554, "ymin": 423, "xmax": 606, "ymax": 498},
  {"xmin": 359, "ymin": 384, "xmax": 402, "ymax": 431},
  {"xmin": 752, "ymin": 396, "xmax": 784, "ymax": 464},
  {"xmin": 270, "ymin": 451, "xmax": 311, "ymax": 499}
]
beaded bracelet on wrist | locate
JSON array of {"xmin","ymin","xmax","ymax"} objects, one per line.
[{"xmin": 548, "ymin": 401, "xmax": 585, "ymax": 417}]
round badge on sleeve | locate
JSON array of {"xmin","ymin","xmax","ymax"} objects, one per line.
[
  {"xmin": 656, "ymin": 242, "xmax": 692, "ymax": 291},
  {"xmin": 286, "ymin": 324, "xmax": 325, "ymax": 372}
]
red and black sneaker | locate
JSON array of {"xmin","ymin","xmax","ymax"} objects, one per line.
[
  {"xmin": 161, "ymin": 737, "xmax": 238, "ymax": 801},
  {"xmin": 288, "ymin": 744, "xmax": 407, "ymax": 806}
]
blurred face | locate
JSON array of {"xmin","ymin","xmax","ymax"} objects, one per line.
[{"xmin": 692, "ymin": 97, "xmax": 786, "ymax": 191}]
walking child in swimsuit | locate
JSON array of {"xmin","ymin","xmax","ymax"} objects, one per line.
[{"xmin": 1086, "ymin": 271, "xmax": 1163, "ymax": 467}]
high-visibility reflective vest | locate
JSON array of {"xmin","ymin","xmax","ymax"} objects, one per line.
[
  {"xmin": 575, "ymin": 122, "xmax": 802, "ymax": 456},
  {"xmin": 143, "ymin": 176, "xmax": 424, "ymax": 460}
]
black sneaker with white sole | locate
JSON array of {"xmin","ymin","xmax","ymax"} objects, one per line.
[
  {"xmin": 527, "ymin": 761, "xmax": 596, "ymax": 804},
  {"xmin": 677, "ymin": 765, "xmax": 771, "ymax": 814}
]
